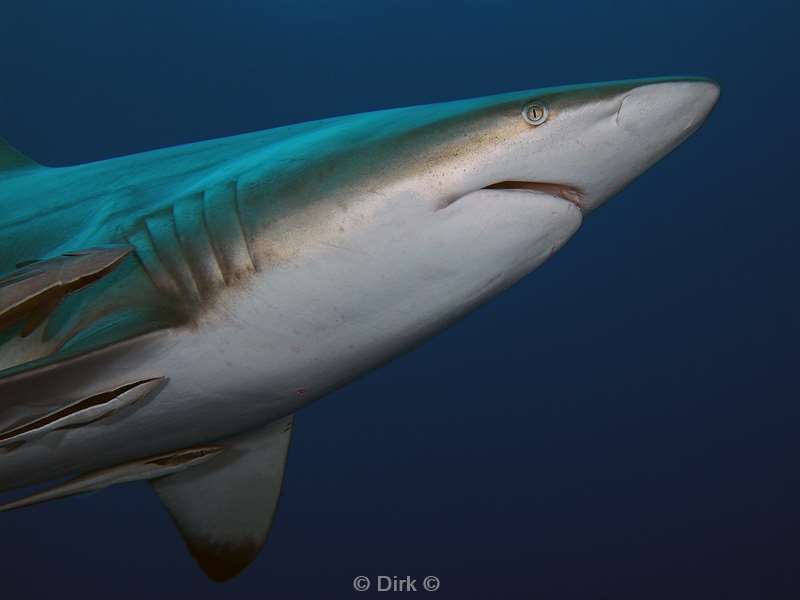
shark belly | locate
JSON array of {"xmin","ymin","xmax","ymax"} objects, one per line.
[{"xmin": 0, "ymin": 188, "xmax": 581, "ymax": 492}]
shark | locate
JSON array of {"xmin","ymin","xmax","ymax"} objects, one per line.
[{"xmin": 0, "ymin": 76, "xmax": 719, "ymax": 580}]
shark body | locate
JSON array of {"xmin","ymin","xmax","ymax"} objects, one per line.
[{"xmin": 0, "ymin": 77, "xmax": 719, "ymax": 580}]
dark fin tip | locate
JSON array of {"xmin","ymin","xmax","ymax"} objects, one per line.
[{"xmin": 186, "ymin": 539, "xmax": 261, "ymax": 582}]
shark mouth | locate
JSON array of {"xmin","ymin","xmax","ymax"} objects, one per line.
[
  {"xmin": 483, "ymin": 181, "xmax": 584, "ymax": 210},
  {"xmin": 438, "ymin": 181, "xmax": 584, "ymax": 212}
]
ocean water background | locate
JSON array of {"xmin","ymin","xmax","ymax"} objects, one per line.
[{"xmin": 0, "ymin": 1, "xmax": 797, "ymax": 598}]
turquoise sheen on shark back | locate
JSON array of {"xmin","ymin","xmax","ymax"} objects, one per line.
[{"xmin": 0, "ymin": 77, "xmax": 719, "ymax": 580}]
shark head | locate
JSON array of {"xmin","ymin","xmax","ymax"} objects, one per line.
[
  {"xmin": 222, "ymin": 77, "xmax": 720, "ymax": 382},
  {"xmin": 245, "ymin": 76, "xmax": 719, "ymax": 286},
  {"xmin": 330, "ymin": 76, "xmax": 720, "ymax": 216},
  {"xmin": 439, "ymin": 76, "xmax": 720, "ymax": 214}
]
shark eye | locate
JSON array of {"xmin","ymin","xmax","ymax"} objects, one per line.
[{"xmin": 522, "ymin": 101, "xmax": 549, "ymax": 126}]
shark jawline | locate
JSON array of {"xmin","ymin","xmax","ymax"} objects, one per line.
[{"xmin": 437, "ymin": 180, "xmax": 584, "ymax": 211}]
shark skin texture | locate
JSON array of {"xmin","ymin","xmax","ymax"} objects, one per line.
[{"xmin": 0, "ymin": 77, "xmax": 719, "ymax": 580}]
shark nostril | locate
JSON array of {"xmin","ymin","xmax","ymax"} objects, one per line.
[{"xmin": 615, "ymin": 94, "xmax": 632, "ymax": 126}]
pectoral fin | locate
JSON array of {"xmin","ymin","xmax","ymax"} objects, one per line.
[{"xmin": 151, "ymin": 415, "xmax": 294, "ymax": 582}]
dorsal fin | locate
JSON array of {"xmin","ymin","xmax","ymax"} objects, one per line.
[
  {"xmin": 151, "ymin": 415, "xmax": 294, "ymax": 581},
  {"xmin": 0, "ymin": 137, "xmax": 41, "ymax": 173}
]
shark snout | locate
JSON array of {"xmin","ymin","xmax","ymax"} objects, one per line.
[
  {"xmin": 615, "ymin": 79, "xmax": 720, "ymax": 150},
  {"xmin": 574, "ymin": 78, "xmax": 719, "ymax": 213}
]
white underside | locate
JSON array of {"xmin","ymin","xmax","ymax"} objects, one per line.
[{"xmin": 0, "ymin": 189, "xmax": 581, "ymax": 490}]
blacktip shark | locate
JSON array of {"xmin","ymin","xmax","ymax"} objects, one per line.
[{"xmin": 0, "ymin": 76, "xmax": 719, "ymax": 580}]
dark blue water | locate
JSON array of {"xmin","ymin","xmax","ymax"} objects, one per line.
[{"xmin": 1, "ymin": 1, "xmax": 798, "ymax": 598}]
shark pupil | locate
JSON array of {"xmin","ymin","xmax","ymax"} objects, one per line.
[{"xmin": 522, "ymin": 101, "xmax": 548, "ymax": 126}]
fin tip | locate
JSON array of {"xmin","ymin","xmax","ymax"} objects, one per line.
[{"xmin": 188, "ymin": 539, "xmax": 262, "ymax": 582}]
